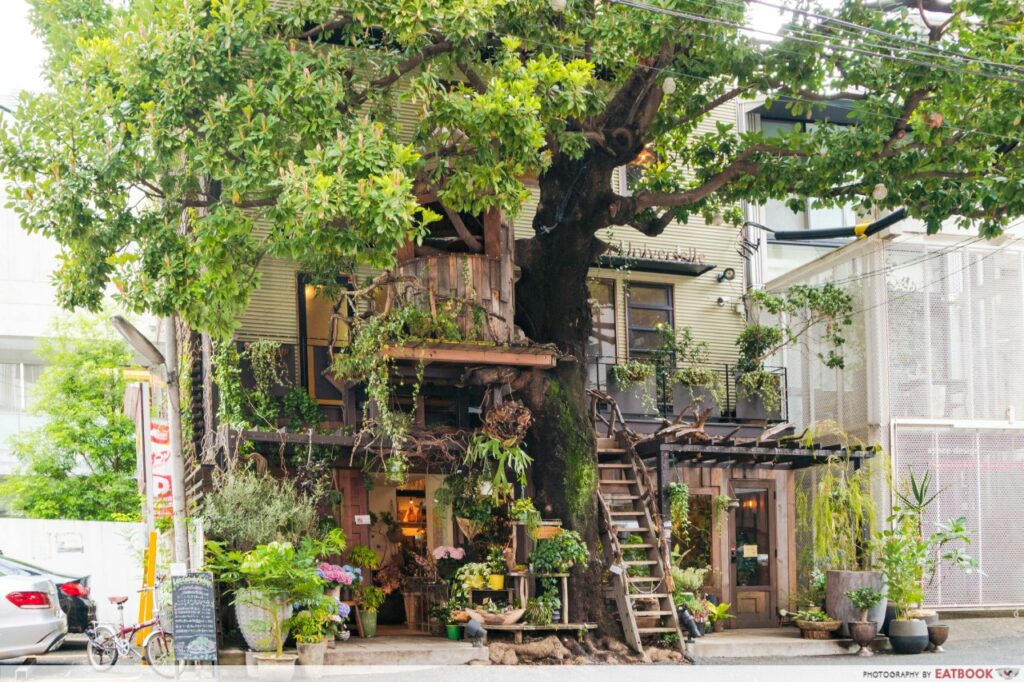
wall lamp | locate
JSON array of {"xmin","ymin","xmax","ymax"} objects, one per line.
[{"xmin": 717, "ymin": 267, "xmax": 736, "ymax": 283}]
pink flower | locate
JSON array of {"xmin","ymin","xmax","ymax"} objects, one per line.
[{"xmin": 432, "ymin": 546, "xmax": 465, "ymax": 560}]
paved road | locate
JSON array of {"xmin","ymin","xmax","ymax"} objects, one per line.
[{"xmin": 694, "ymin": 616, "xmax": 1024, "ymax": 665}]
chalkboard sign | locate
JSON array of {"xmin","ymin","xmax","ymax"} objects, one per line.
[{"xmin": 171, "ymin": 572, "xmax": 218, "ymax": 662}]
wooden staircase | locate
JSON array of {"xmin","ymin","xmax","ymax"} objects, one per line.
[{"xmin": 589, "ymin": 391, "xmax": 685, "ymax": 657}]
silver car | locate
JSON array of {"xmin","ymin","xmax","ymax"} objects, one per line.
[{"xmin": 0, "ymin": 569, "xmax": 67, "ymax": 661}]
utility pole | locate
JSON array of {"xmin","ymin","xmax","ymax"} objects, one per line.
[{"xmin": 163, "ymin": 316, "xmax": 190, "ymax": 565}]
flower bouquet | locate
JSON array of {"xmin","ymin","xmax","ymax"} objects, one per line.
[{"xmin": 432, "ymin": 546, "xmax": 466, "ymax": 580}]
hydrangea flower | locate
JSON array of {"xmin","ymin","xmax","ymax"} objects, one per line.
[
  {"xmin": 432, "ymin": 546, "xmax": 465, "ymax": 560},
  {"xmin": 337, "ymin": 602, "xmax": 351, "ymax": 620}
]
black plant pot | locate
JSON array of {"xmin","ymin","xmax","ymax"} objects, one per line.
[
  {"xmin": 881, "ymin": 601, "xmax": 897, "ymax": 636},
  {"xmin": 848, "ymin": 621, "xmax": 878, "ymax": 657},
  {"xmin": 678, "ymin": 608, "xmax": 702, "ymax": 639},
  {"xmin": 888, "ymin": 619, "xmax": 929, "ymax": 655}
]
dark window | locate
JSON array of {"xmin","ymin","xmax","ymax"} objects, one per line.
[
  {"xmin": 297, "ymin": 277, "xmax": 352, "ymax": 407},
  {"xmin": 627, "ymin": 283, "xmax": 673, "ymax": 357}
]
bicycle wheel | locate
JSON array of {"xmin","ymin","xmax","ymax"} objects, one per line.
[
  {"xmin": 86, "ymin": 625, "xmax": 119, "ymax": 671},
  {"xmin": 144, "ymin": 631, "xmax": 178, "ymax": 678}
]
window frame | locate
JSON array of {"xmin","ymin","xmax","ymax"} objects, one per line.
[{"xmin": 626, "ymin": 282, "xmax": 674, "ymax": 358}]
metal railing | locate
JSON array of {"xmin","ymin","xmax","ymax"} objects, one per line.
[{"xmin": 586, "ymin": 354, "xmax": 788, "ymax": 423}]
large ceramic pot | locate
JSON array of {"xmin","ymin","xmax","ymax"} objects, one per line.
[
  {"xmin": 848, "ymin": 621, "xmax": 878, "ymax": 656},
  {"xmin": 881, "ymin": 601, "xmax": 897, "ymax": 636},
  {"xmin": 236, "ymin": 589, "xmax": 294, "ymax": 652},
  {"xmin": 296, "ymin": 640, "xmax": 327, "ymax": 666},
  {"xmin": 734, "ymin": 373, "xmax": 783, "ymax": 422},
  {"xmin": 253, "ymin": 653, "xmax": 298, "ymax": 682},
  {"xmin": 607, "ymin": 368, "xmax": 659, "ymax": 418},
  {"xmin": 672, "ymin": 382, "xmax": 722, "ymax": 419},
  {"xmin": 888, "ymin": 619, "xmax": 930, "ymax": 654},
  {"xmin": 362, "ymin": 610, "xmax": 378, "ymax": 638},
  {"xmin": 826, "ymin": 570, "xmax": 886, "ymax": 637}
]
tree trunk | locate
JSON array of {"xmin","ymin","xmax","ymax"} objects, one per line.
[{"xmin": 514, "ymin": 153, "xmax": 618, "ymax": 633}]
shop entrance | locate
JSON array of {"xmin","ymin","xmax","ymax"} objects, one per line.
[{"xmin": 730, "ymin": 479, "xmax": 776, "ymax": 628}]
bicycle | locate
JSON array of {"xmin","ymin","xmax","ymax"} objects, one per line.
[{"xmin": 85, "ymin": 582, "xmax": 177, "ymax": 677}]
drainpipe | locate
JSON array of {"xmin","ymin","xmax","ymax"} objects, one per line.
[{"xmin": 769, "ymin": 208, "xmax": 907, "ymax": 241}]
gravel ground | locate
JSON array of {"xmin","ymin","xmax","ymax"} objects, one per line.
[{"xmin": 694, "ymin": 616, "xmax": 1024, "ymax": 665}]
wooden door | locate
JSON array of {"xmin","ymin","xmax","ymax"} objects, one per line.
[
  {"xmin": 730, "ymin": 479, "xmax": 776, "ymax": 628},
  {"xmin": 333, "ymin": 468, "xmax": 370, "ymax": 547}
]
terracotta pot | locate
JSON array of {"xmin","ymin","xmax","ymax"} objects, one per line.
[
  {"xmin": 295, "ymin": 640, "xmax": 327, "ymax": 666},
  {"xmin": 888, "ymin": 619, "xmax": 929, "ymax": 654},
  {"xmin": 253, "ymin": 653, "xmax": 298, "ymax": 682},
  {"xmin": 927, "ymin": 624, "xmax": 950, "ymax": 653},
  {"xmin": 848, "ymin": 621, "xmax": 878, "ymax": 656}
]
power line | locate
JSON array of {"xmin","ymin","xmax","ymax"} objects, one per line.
[
  {"xmin": 514, "ymin": 33, "xmax": 1024, "ymax": 149},
  {"xmin": 607, "ymin": 0, "xmax": 1024, "ymax": 85},
  {"xmin": 746, "ymin": 0, "xmax": 1024, "ymax": 77}
]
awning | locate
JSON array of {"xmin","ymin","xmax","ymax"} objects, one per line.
[{"xmin": 595, "ymin": 254, "xmax": 715, "ymax": 277}]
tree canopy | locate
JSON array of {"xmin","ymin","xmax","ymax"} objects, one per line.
[
  {"xmin": 0, "ymin": 313, "xmax": 140, "ymax": 521},
  {"xmin": 3, "ymin": 0, "xmax": 1022, "ymax": 339}
]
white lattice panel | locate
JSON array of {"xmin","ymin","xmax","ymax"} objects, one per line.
[{"xmin": 893, "ymin": 425, "xmax": 1024, "ymax": 608}]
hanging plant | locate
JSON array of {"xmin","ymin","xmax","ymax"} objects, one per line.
[
  {"xmin": 712, "ymin": 494, "xmax": 731, "ymax": 535},
  {"xmin": 668, "ymin": 482, "xmax": 691, "ymax": 545},
  {"xmin": 464, "ymin": 433, "xmax": 532, "ymax": 502}
]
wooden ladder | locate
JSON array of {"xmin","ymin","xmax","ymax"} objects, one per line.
[{"xmin": 589, "ymin": 391, "xmax": 684, "ymax": 657}]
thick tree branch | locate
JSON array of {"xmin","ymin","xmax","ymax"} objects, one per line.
[
  {"xmin": 882, "ymin": 89, "xmax": 931, "ymax": 155},
  {"xmin": 297, "ymin": 15, "xmax": 352, "ymax": 41},
  {"xmin": 440, "ymin": 203, "xmax": 483, "ymax": 252},
  {"xmin": 677, "ymin": 85, "xmax": 751, "ymax": 126},
  {"xmin": 180, "ymin": 195, "xmax": 278, "ymax": 209},
  {"xmin": 457, "ymin": 61, "xmax": 488, "ymax": 94},
  {"xmin": 340, "ymin": 40, "xmax": 454, "ymax": 114}
]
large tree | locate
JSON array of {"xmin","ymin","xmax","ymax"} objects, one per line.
[{"xmin": 3, "ymin": 0, "xmax": 1023, "ymax": 624}]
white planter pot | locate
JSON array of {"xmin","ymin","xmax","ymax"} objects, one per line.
[
  {"xmin": 296, "ymin": 640, "xmax": 327, "ymax": 666},
  {"xmin": 236, "ymin": 589, "xmax": 294, "ymax": 653},
  {"xmin": 254, "ymin": 653, "xmax": 298, "ymax": 682}
]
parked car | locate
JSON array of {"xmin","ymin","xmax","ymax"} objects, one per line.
[
  {"xmin": 0, "ymin": 571, "xmax": 67, "ymax": 660},
  {"xmin": 0, "ymin": 555, "xmax": 95, "ymax": 633}
]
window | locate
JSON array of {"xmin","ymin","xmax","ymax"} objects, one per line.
[
  {"xmin": 760, "ymin": 119, "xmax": 857, "ymax": 233},
  {"xmin": 298, "ymin": 278, "xmax": 351, "ymax": 406},
  {"xmin": 587, "ymin": 279, "xmax": 617, "ymax": 388},
  {"xmin": 627, "ymin": 283, "xmax": 673, "ymax": 356}
]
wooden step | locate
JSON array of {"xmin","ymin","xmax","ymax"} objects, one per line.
[
  {"xmin": 596, "ymin": 437, "xmax": 620, "ymax": 450},
  {"xmin": 626, "ymin": 592, "xmax": 669, "ymax": 598},
  {"xmin": 637, "ymin": 627, "xmax": 678, "ymax": 634},
  {"xmin": 623, "ymin": 560, "xmax": 658, "ymax": 566},
  {"xmin": 599, "ymin": 478, "xmax": 637, "ymax": 485},
  {"xmin": 613, "ymin": 526, "xmax": 649, "ymax": 533},
  {"xmin": 603, "ymin": 494, "xmax": 640, "ymax": 500},
  {"xmin": 609, "ymin": 511, "xmax": 644, "ymax": 516},
  {"xmin": 597, "ymin": 447, "xmax": 627, "ymax": 455},
  {"xmin": 633, "ymin": 610, "xmax": 674, "ymax": 617},
  {"xmin": 598, "ymin": 463, "xmax": 632, "ymax": 469},
  {"xmin": 621, "ymin": 543, "xmax": 654, "ymax": 549}
]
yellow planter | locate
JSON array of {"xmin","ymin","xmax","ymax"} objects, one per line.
[
  {"xmin": 486, "ymin": 575, "xmax": 505, "ymax": 590},
  {"xmin": 466, "ymin": 575, "xmax": 485, "ymax": 590}
]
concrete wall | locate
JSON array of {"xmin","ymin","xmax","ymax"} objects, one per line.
[{"xmin": 0, "ymin": 518, "xmax": 146, "ymax": 623}]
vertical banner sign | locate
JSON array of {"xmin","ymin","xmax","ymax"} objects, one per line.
[
  {"xmin": 150, "ymin": 420, "xmax": 173, "ymax": 518},
  {"xmin": 171, "ymin": 572, "xmax": 218, "ymax": 662}
]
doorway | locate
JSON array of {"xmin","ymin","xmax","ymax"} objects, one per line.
[{"xmin": 730, "ymin": 479, "xmax": 776, "ymax": 628}]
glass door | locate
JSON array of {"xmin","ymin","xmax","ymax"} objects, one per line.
[{"xmin": 730, "ymin": 480, "xmax": 775, "ymax": 628}]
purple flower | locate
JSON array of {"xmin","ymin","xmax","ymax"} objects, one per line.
[{"xmin": 337, "ymin": 602, "xmax": 351, "ymax": 620}]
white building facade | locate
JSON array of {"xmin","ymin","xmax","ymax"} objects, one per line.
[{"xmin": 764, "ymin": 221, "xmax": 1024, "ymax": 610}]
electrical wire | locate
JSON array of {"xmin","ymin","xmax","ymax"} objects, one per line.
[
  {"xmin": 513, "ymin": 33, "xmax": 1024, "ymax": 148},
  {"xmin": 607, "ymin": 0, "xmax": 1024, "ymax": 85}
]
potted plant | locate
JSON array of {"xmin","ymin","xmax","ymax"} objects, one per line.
[
  {"xmin": 206, "ymin": 530, "xmax": 345, "ymax": 662},
  {"xmin": 810, "ymin": 456, "xmax": 885, "ymax": 637},
  {"xmin": 793, "ymin": 609, "xmax": 841, "ymax": 640},
  {"xmin": 431, "ymin": 546, "xmax": 466, "ymax": 580},
  {"xmin": 288, "ymin": 600, "xmax": 335, "ymax": 667},
  {"xmin": 524, "ymin": 596, "xmax": 555, "ymax": 626},
  {"xmin": 529, "ymin": 530, "xmax": 588, "ymax": 574},
  {"xmin": 317, "ymin": 563, "xmax": 354, "ymax": 601},
  {"xmin": 662, "ymin": 327, "xmax": 724, "ymax": 418},
  {"xmin": 509, "ymin": 498, "xmax": 542, "ymax": 539},
  {"xmin": 356, "ymin": 584, "xmax": 385, "ymax": 638},
  {"xmin": 706, "ymin": 602, "xmax": 734, "ymax": 633},
  {"xmin": 335, "ymin": 601, "xmax": 352, "ymax": 642},
  {"xmin": 429, "ymin": 598, "xmax": 466, "ymax": 641},
  {"xmin": 874, "ymin": 470, "xmax": 979, "ymax": 655},
  {"xmin": 608, "ymin": 359, "xmax": 658, "ymax": 417},
  {"xmin": 453, "ymin": 562, "xmax": 491, "ymax": 595},
  {"xmin": 349, "ymin": 545, "xmax": 380, "ymax": 572},
  {"xmin": 485, "ymin": 546, "xmax": 508, "ymax": 590},
  {"xmin": 844, "ymin": 587, "xmax": 884, "ymax": 656}
]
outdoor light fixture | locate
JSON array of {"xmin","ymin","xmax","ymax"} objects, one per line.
[
  {"xmin": 872, "ymin": 183, "xmax": 889, "ymax": 201},
  {"xmin": 717, "ymin": 296, "xmax": 731, "ymax": 307},
  {"xmin": 111, "ymin": 315, "xmax": 166, "ymax": 367},
  {"xmin": 549, "ymin": 0, "xmax": 567, "ymax": 11},
  {"xmin": 717, "ymin": 267, "xmax": 736, "ymax": 283},
  {"xmin": 662, "ymin": 77, "xmax": 676, "ymax": 94}
]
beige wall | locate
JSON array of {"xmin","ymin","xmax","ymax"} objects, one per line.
[{"xmin": 236, "ymin": 100, "xmax": 745, "ymax": 366}]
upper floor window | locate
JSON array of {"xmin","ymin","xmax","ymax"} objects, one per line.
[
  {"xmin": 760, "ymin": 119, "xmax": 857, "ymax": 234},
  {"xmin": 627, "ymin": 283, "xmax": 673, "ymax": 357}
]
